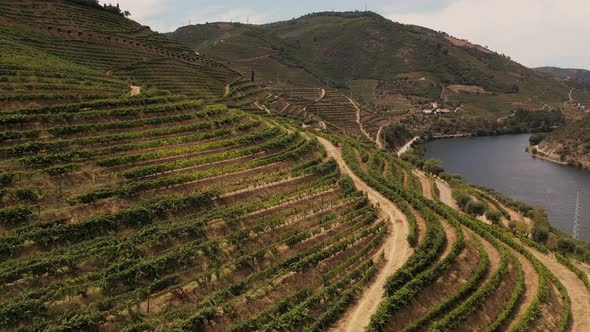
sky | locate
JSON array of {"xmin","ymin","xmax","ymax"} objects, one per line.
[{"xmin": 113, "ymin": 0, "xmax": 590, "ymax": 70}]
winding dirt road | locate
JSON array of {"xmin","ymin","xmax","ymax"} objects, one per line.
[
  {"xmin": 346, "ymin": 96, "xmax": 374, "ymax": 142},
  {"xmin": 317, "ymin": 137, "xmax": 412, "ymax": 332}
]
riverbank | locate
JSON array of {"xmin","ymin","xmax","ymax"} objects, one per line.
[
  {"xmin": 527, "ymin": 144, "xmax": 590, "ymax": 171},
  {"xmin": 424, "ymin": 133, "xmax": 590, "ymax": 241},
  {"xmin": 526, "ymin": 145, "xmax": 568, "ymax": 166}
]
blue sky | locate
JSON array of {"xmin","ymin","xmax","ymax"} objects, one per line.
[{"xmin": 115, "ymin": 0, "xmax": 590, "ymax": 70}]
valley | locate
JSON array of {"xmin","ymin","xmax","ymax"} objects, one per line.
[{"xmin": 0, "ymin": 1, "xmax": 588, "ymax": 331}]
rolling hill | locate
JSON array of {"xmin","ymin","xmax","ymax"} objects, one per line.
[
  {"xmin": 0, "ymin": 3, "xmax": 589, "ymax": 331},
  {"xmin": 169, "ymin": 10, "xmax": 590, "ymax": 168},
  {"xmin": 536, "ymin": 67, "xmax": 590, "ymax": 87}
]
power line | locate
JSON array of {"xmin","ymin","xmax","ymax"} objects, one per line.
[{"xmin": 573, "ymin": 191, "xmax": 580, "ymax": 240}]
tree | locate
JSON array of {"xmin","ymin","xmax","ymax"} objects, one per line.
[
  {"xmin": 529, "ymin": 133, "xmax": 545, "ymax": 146},
  {"xmin": 557, "ymin": 238, "xmax": 576, "ymax": 254},
  {"xmin": 453, "ymin": 192, "xmax": 471, "ymax": 210},
  {"xmin": 532, "ymin": 227, "xmax": 549, "ymax": 244},
  {"xmin": 465, "ymin": 200, "xmax": 486, "ymax": 216},
  {"xmin": 485, "ymin": 209, "xmax": 501, "ymax": 224},
  {"xmin": 423, "ymin": 158, "xmax": 444, "ymax": 176},
  {"xmin": 508, "ymin": 220, "xmax": 516, "ymax": 233}
]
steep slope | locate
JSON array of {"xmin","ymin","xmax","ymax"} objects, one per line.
[
  {"xmin": 1, "ymin": 3, "xmax": 589, "ymax": 332},
  {"xmin": 0, "ymin": 0, "xmax": 238, "ymax": 101},
  {"xmin": 169, "ymin": 11, "xmax": 579, "ymax": 139}
]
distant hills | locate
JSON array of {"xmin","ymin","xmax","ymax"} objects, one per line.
[
  {"xmin": 535, "ymin": 67, "xmax": 590, "ymax": 87},
  {"xmin": 169, "ymin": 12, "xmax": 588, "ymax": 114}
]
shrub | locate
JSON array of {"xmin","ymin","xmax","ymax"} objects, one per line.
[
  {"xmin": 453, "ymin": 191, "xmax": 471, "ymax": 210},
  {"xmin": 423, "ymin": 158, "xmax": 444, "ymax": 176},
  {"xmin": 532, "ymin": 227, "xmax": 549, "ymax": 244},
  {"xmin": 465, "ymin": 200, "xmax": 486, "ymax": 216},
  {"xmin": 0, "ymin": 205, "xmax": 33, "ymax": 225},
  {"xmin": 557, "ymin": 238, "xmax": 576, "ymax": 254},
  {"xmin": 529, "ymin": 133, "xmax": 545, "ymax": 146},
  {"xmin": 485, "ymin": 210, "xmax": 502, "ymax": 224}
]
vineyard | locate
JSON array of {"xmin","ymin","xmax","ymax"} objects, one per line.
[{"xmin": 1, "ymin": 1, "xmax": 589, "ymax": 331}]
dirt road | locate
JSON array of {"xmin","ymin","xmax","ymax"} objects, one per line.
[
  {"xmin": 346, "ymin": 96, "xmax": 374, "ymax": 142},
  {"xmin": 317, "ymin": 137, "xmax": 412, "ymax": 332},
  {"xmin": 435, "ymin": 179, "xmax": 458, "ymax": 209},
  {"xmin": 397, "ymin": 136, "xmax": 420, "ymax": 156},
  {"xmin": 376, "ymin": 126, "xmax": 385, "ymax": 150},
  {"xmin": 414, "ymin": 170, "xmax": 432, "ymax": 200},
  {"xmin": 529, "ymin": 249, "xmax": 590, "ymax": 331}
]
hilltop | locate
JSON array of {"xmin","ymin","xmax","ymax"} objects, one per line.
[
  {"xmin": 169, "ymin": 11, "xmax": 590, "ymax": 166},
  {"xmin": 0, "ymin": 3, "xmax": 589, "ymax": 331},
  {"xmin": 536, "ymin": 66, "xmax": 590, "ymax": 87}
]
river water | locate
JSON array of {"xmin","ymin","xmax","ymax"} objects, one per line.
[{"xmin": 425, "ymin": 133, "xmax": 589, "ymax": 241}]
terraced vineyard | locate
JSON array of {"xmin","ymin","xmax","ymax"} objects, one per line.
[
  {"xmin": 1, "ymin": 2, "xmax": 589, "ymax": 331},
  {"xmin": 325, "ymin": 138, "xmax": 589, "ymax": 332},
  {"xmin": 306, "ymin": 91, "xmax": 372, "ymax": 141},
  {"xmin": 0, "ymin": 88, "xmax": 400, "ymax": 330},
  {"xmin": 0, "ymin": 0, "xmax": 238, "ymax": 102}
]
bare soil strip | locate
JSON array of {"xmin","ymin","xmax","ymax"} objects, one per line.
[
  {"xmin": 397, "ymin": 136, "xmax": 420, "ymax": 156},
  {"xmin": 504, "ymin": 248, "xmax": 539, "ymax": 330},
  {"xmin": 414, "ymin": 170, "xmax": 433, "ymax": 200},
  {"xmin": 376, "ymin": 126, "xmax": 384, "ymax": 149},
  {"xmin": 346, "ymin": 95, "xmax": 374, "ymax": 142},
  {"xmin": 317, "ymin": 137, "xmax": 412, "ymax": 332},
  {"xmin": 528, "ymin": 247, "xmax": 590, "ymax": 331}
]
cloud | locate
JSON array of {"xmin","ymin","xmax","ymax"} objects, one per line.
[
  {"xmin": 116, "ymin": 1, "xmax": 271, "ymax": 32},
  {"xmin": 385, "ymin": 0, "xmax": 590, "ymax": 69}
]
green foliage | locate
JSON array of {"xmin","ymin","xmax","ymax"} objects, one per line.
[
  {"xmin": 532, "ymin": 226, "xmax": 550, "ymax": 244},
  {"xmin": 529, "ymin": 132, "xmax": 545, "ymax": 145},
  {"xmin": 557, "ymin": 238, "xmax": 576, "ymax": 254},
  {"xmin": 485, "ymin": 209, "xmax": 502, "ymax": 224},
  {"xmin": 0, "ymin": 205, "xmax": 33, "ymax": 225},
  {"xmin": 423, "ymin": 158, "xmax": 444, "ymax": 176},
  {"xmin": 465, "ymin": 200, "xmax": 485, "ymax": 217},
  {"xmin": 381, "ymin": 125, "xmax": 413, "ymax": 150}
]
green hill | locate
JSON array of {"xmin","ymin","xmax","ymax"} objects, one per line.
[
  {"xmin": 0, "ymin": 0, "xmax": 238, "ymax": 104},
  {"xmin": 1, "ymin": 3, "xmax": 589, "ymax": 331},
  {"xmin": 536, "ymin": 66, "xmax": 590, "ymax": 87},
  {"xmin": 169, "ymin": 11, "xmax": 590, "ymax": 165},
  {"xmin": 169, "ymin": 12, "xmax": 586, "ymax": 121}
]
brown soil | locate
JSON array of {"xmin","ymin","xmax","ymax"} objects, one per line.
[
  {"xmin": 129, "ymin": 85, "xmax": 140, "ymax": 96},
  {"xmin": 318, "ymin": 137, "xmax": 413, "ymax": 332},
  {"xmin": 454, "ymin": 261, "xmax": 517, "ymax": 331},
  {"xmin": 435, "ymin": 179, "xmax": 458, "ymax": 209},
  {"xmin": 528, "ymin": 248, "xmax": 590, "ymax": 331},
  {"xmin": 389, "ymin": 231, "xmax": 480, "ymax": 330},
  {"xmin": 504, "ymin": 248, "xmax": 540, "ymax": 330},
  {"xmin": 414, "ymin": 170, "xmax": 432, "ymax": 200}
]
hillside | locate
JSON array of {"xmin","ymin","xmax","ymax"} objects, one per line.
[
  {"xmin": 1, "ymin": 3, "xmax": 589, "ymax": 332},
  {"xmin": 536, "ymin": 67, "xmax": 590, "ymax": 87},
  {"xmin": 0, "ymin": 0, "xmax": 238, "ymax": 104},
  {"xmin": 169, "ymin": 12, "xmax": 590, "ymax": 135},
  {"xmin": 170, "ymin": 11, "xmax": 590, "ymax": 169}
]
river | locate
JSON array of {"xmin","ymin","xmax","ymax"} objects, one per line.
[{"xmin": 425, "ymin": 133, "xmax": 589, "ymax": 241}]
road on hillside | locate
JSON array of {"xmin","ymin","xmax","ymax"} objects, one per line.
[{"xmin": 317, "ymin": 137, "xmax": 412, "ymax": 332}]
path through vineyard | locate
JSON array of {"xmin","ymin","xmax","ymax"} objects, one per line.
[{"xmin": 317, "ymin": 137, "xmax": 412, "ymax": 332}]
